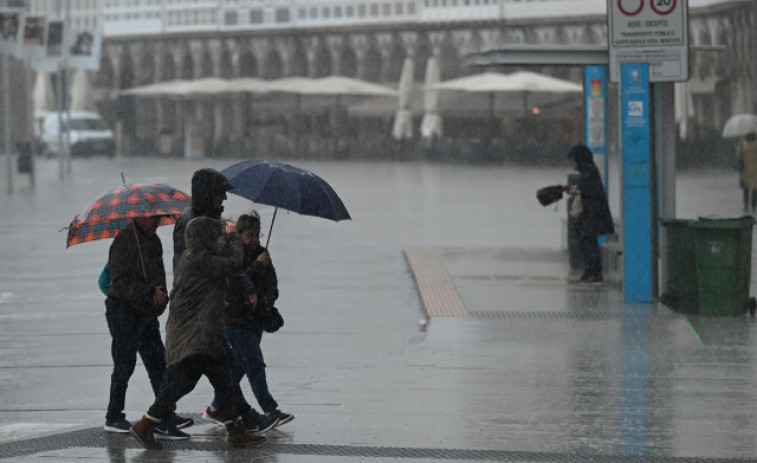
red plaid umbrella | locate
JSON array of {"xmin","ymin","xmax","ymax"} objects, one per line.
[{"xmin": 66, "ymin": 183, "xmax": 191, "ymax": 248}]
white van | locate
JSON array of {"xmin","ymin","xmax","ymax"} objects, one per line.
[{"xmin": 40, "ymin": 111, "xmax": 115, "ymax": 158}]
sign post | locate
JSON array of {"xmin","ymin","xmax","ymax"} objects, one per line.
[{"xmin": 608, "ymin": 0, "xmax": 688, "ymax": 83}]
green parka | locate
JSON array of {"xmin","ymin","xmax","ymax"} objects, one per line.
[{"xmin": 165, "ymin": 216, "xmax": 243, "ymax": 366}]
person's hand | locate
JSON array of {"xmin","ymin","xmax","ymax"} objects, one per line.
[
  {"xmin": 225, "ymin": 221, "xmax": 238, "ymax": 234},
  {"xmin": 153, "ymin": 285, "xmax": 167, "ymax": 306},
  {"xmin": 256, "ymin": 250, "xmax": 271, "ymax": 266},
  {"xmin": 247, "ymin": 293, "xmax": 258, "ymax": 309}
]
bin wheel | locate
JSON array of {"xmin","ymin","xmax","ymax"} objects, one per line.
[{"xmin": 749, "ymin": 297, "xmax": 756, "ymax": 317}]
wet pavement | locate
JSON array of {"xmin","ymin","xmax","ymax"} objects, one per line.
[{"xmin": 1, "ymin": 156, "xmax": 757, "ymax": 461}]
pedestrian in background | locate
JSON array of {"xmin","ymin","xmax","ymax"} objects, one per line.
[
  {"xmin": 563, "ymin": 144, "xmax": 615, "ymax": 285},
  {"xmin": 130, "ymin": 216, "xmax": 265, "ymax": 450},
  {"xmin": 738, "ymin": 132, "xmax": 757, "ymax": 213},
  {"xmin": 204, "ymin": 211, "xmax": 293, "ymax": 430},
  {"xmin": 104, "ymin": 216, "xmax": 193, "ymax": 438}
]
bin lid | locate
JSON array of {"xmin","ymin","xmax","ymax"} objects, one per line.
[
  {"xmin": 659, "ymin": 217, "xmax": 697, "ymax": 226},
  {"xmin": 688, "ymin": 216, "xmax": 755, "ymax": 229}
]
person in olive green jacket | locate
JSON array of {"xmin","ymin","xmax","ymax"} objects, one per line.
[{"xmin": 129, "ymin": 216, "xmax": 265, "ymax": 450}]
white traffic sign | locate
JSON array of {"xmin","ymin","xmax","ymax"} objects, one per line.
[{"xmin": 608, "ymin": 0, "xmax": 688, "ymax": 83}]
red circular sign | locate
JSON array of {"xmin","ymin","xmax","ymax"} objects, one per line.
[
  {"xmin": 617, "ymin": 0, "xmax": 644, "ymax": 16},
  {"xmin": 650, "ymin": 0, "xmax": 677, "ymax": 15}
]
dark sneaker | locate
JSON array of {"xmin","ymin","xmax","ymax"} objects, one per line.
[
  {"xmin": 242, "ymin": 410, "xmax": 279, "ymax": 434},
  {"xmin": 269, "ymin": 410, "xmax": 294, "ymax": 427},
  {"xmin": 155, "ymin": 421, "xmax": 191, "ymax": 440},
  {"xmin": 104, "ymin": 418, "xmax": 131, "ymax": 433},
  {"xmin": 203, "ymin": 406, "xmax": 224, "ymax": 426},
  {"xmin": 172, "ymin": 413, "xmax": 194, "ymax": 429}
]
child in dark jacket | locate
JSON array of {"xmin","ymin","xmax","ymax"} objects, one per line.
[{"xmin": 204, "ymin": 211, "xmax": 294, "ymax": 429}]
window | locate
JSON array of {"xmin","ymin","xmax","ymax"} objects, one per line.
[
  {"xmin": 322, "ymin": 6, "xmax": 330, "ymax": 18},
  {"xmin": 275, "ymin": 8, "xmax": 289, "ymax": 22},
  {"xmin": 334, "ymin": 6, "xmax": 342, "ymax": 17},
  {"xmin": 346, "ymin": 5, "xmax": 354, "ymax": 16},
  {"xmin": 408, "ymin": 1, "xmax": 416, "ymax": 13},
  {"xmin": 395, "ymin": 2, "xmax": 403, "ymax": 14},
  {"xmin": 382, "ymin": 3, "xmax": 390, "ymax": 15},
  {"xmin": 224, "ymin": 10, "xmax": 238, "ymax": 25},
  {"xmin": 310, "ymin": 7, "xmax": 317, "ymax": 18},
  {"xmin": 358, "ymin": 4, "xmax": 366, "ymax": 16},
  {"xmin": 370, "ymin": 3, "xmax": 378, "ymax": 15},
  {"xmin": 249, "ymin": 8, "xmax": 263, "ymax": 23},
  {"xmin": 298, "ymin": 7, "xmax": 306, "ymax": 19}
]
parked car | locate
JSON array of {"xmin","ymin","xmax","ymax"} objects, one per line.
[{"xmin": 40, "ymin": 111, "xmax": 115, "ymax": 158}]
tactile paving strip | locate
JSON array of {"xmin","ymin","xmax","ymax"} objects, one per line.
[
  {"xmin": 404, "ymin": 246, "xmax": 469, "ymax": 318},
  {"xmin": 0, "ymin": 427, "xmax": 749, "ymax": 462}
]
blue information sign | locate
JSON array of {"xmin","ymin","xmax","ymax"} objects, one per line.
[{"xmin": 621, "ymin": 63, "xmax": 651, "ymax": 302}]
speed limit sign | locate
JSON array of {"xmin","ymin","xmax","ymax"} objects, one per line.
[{"xmin": 608, "ymin": 0, "xmax": 689, "ymax": 82}]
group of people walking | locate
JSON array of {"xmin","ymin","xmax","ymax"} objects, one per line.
[{"xmin": 102, "ymin": 167, "xmax": 292, "ymax": 449}]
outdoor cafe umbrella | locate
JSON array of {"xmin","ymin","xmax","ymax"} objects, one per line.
[
  {"xmin": 65, "ymin": 182, "xmax": 191, "ymax": 276},
  {"xmin": 722, "ymin": 114, "xmax": 757, "ymax": 138},
  {"xmin": 220, "ymin": 160, "xmax": 351, "ymax": 248}
]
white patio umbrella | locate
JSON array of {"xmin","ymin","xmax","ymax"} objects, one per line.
[
  {"xmin": 119, "ymin": 79, "xmax": 194, "ymax": 97},
  {"xmin": 392, "ymin": 58, "xmax": 414, "ymax": 140},
  {"xmin": 420, "ymin": 56, "xmax": 442, "ymax": 139},
  {"xmin": 33, "ymin": 71, "xmax": 55, "ymax": 135},
  {"xmin": 722, "ymin": 114, "xmax": 757, "ymax": 138},
  {"xmin": 70, "ymin": 69, "xmax": 95, "ymax": 112}
]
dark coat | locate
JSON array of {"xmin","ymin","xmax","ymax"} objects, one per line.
[
  {"xmin": 569, "ymin": 145, "xmax": 615, "ymax": 237},
  {"xmin": 165, "ymin": 216, "xmax": 243, "ymax": 366},
  {"xmin": 226, "ymin": 244, "xmax": 279, "ymax": 332},
  {"xmin": 172, "ymin": 168, "xmax": 234, "ymax": 271},
  {"xmin": 107, "ymin": 222, "xmax": 167, "ymax": 320}
]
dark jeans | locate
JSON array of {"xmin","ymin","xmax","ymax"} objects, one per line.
[
  {"xmin": 743, "ymin": 187, "xmax": 757, "ymax": 210},
  {"xmin": 212, "ymin": 326, "xmax": 278, "ymax": 413},
  {"xmin": 105, "ymin": 308, "xmax": 168, "ymax": 422},
  {"xmin": 579, "ymin": 232, "xmax": 602, "ymax": 279},
  {"xmin": 147, "ymin": 354, "xmax": 242, "ymax": 424}
]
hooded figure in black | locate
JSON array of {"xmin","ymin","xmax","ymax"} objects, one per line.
[
  {"xmin": 564, "ymin": 144, "xmax": 615, "ymax": 284},
  {"xmin": 173, "ymin": 168, "xmax": 234, "ymax": 271}
]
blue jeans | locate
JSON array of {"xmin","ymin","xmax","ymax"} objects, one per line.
[
  {"xmin": 212, "ymin": 326, "xmax": 278, "ymax": 413},
  {"xmin": 105, "ymin": 307, "xmax": 169, "ymax": 422}
]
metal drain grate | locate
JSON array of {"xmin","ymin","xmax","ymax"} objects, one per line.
[
  {"xmin": 0, "ymin": 427, "xmax": 752, "ymax": 462},
  {"xmin": 468, "ymin": 310, "xmax": 685, "ymax": 321}
]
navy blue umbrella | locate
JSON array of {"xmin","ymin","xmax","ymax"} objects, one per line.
[{"xmin": 221, "ymin": 160, "xmax": 351, "ymax": 247}]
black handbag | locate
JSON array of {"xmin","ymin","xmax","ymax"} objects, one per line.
[
  {"xmin": 258, "ymin": 306, "xmax": 284, "ymax": 333},
  {"xmin": 536, "ymin": 184, "xmax": 564, "ymax": 206}
]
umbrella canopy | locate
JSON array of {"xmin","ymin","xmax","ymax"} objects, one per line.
[
  {"xmin": 221, "ymin": 160, "xmax": 351, "ymax": 222},
  {"xmin": 431, "ymin": 71, "xmax": 582, "ymax": 93},
  {"xmin": 119, "ymin": 79, "xmax": 194, "ymax": 97},
  {"xmin": 70, "ymin": 69, "xmax": 94, "ymax": 112},
  {"xmin": 421, "ymin": 56, "xmax": 443, "ymax": 139},
  {"xmin": 392, "ymin": 58, "xmax": 414, "ymax": 140},
  {"xmin": 722, "ymin": 114, "xmax": 757, "ymax": 138},
  {"xmin": 66, "ymin": 183, "xmax": 191, "ymax": 248}
]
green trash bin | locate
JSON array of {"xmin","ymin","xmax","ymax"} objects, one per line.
[
  {"xmin": 660, "ymin": 218, "xmax": 698, "ymax": 311},
  {"xmin": 689, "ymin": 216, "xmax": 755, "ymax": 316}
]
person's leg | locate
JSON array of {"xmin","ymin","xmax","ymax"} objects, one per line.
[
  {"xmin": 204, "ymin": 354, "xmax": 246, "ymax": 423},
  {"xmin": 226, "ymin": 326, "xmax": 278, "ymax": 413},
  {"xmin": 209, "ymin": 342, "xmax": 252, "ymax": 419},
  {"xmin": 579, "ymin": 233, "xmax": 601, "ymax": 280},
  {"xmin": 105, "ymin": 309, "xmax": 139, "ymax": 424},
  {"xmin": 136, "ymin": 318, "xmax": 166, "ymax": 396},
  {"xmin": 751, "ymin": 189, "xmax": 757, "ymax": 212},
  {"xmin": 744, "ymin": 186, "xmax": 750, "ymax": 211},
  {"xmin": 147, "ymin": 357, "xmax": 204, "ymax": 422}
]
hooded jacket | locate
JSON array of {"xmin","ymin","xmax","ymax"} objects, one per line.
[
  {"xmin": 107, "ymin": 222, "xmax": 167, "ymax": 319},
  {"xmin": 172, "ymin": 168, "xmax": 234, "ymax": 271},
  {"xmin": 568, "ymin": 144, "xmax": 615, "ymax": 237},
  {"xmin": 226, "ymin": 244, "xmax": 279, "ymax": 332},
  {"xmin": 165, "ymin": 216, "xmax": 243, "ymax": 366}
]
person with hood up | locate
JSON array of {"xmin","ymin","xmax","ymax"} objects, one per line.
[
  {"xmin": 173, "ymin": 168, "xmax": 234, "ymax": 271},
  {"xmin": 129, "ymin": 216, "xmax": 265, "ymax": 450},
  {"xmin": 563, "ymin": 144, "xmax": 615, "ymax": 285}
]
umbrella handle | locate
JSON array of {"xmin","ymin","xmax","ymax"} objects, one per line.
[
  {"xmin": 265, "ymin": 208, "xmax": 277, "ymax": 249},
  {"xmin": 132, "ymin": 222, "xmax": 148, "ymax": 280}
]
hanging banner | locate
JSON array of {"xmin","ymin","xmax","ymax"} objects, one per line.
[
  {"xmin": 0, "ymin": 9, "xmax": 24, "ymax": 58},
  {"xmin": 23, "ymin": 15, "xmax": 47, "ymax": 64},
  {"xmin": 68, "ymin": 26, "xmax": 102, "ymax": 70},
  {"xmin": 32, "ymin": 19, "xmax": 64, "ymax": 72}
]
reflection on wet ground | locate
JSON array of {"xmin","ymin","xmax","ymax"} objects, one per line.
[{"xmin": 1, "ymin": 158, "xmax": 757, "ymax": 461}]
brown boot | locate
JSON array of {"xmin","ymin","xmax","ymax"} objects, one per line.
[
  {"xmin": 225, "ymin": 417, "xmax": 266, "ymax": 447},
  {"xmin": 130, "ymin": 414, "xmax": 162, "ymax": 450}
]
